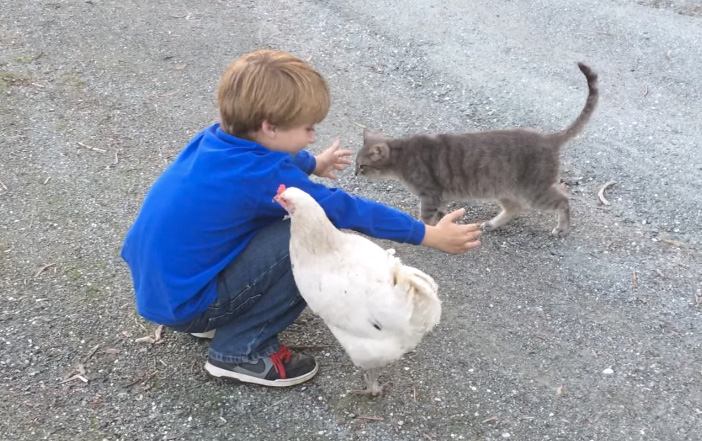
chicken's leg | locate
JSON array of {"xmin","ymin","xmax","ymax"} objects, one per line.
[{"xmin": 348, "ymin": 368, "xmax": 385, "ymax": 397}]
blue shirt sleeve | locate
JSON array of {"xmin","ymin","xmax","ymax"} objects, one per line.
[
  {"xmin": 292, "ymin": 151, "xmax": 316, "ymax": 175},
  {"xmin": 256, "ymin": 158, "xmax": 426, "ymax": 245}
]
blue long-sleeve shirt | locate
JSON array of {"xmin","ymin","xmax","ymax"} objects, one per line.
[{"xmin": 120, "ymin": 123, "xmax": 426, "ymax": 325}]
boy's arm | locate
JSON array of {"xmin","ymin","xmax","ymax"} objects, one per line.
[
  {"xmin": 261, "ymin": 163, "xmax": 481, "ymax": 252},
  {"xmin": 291, "ymin": 151, "xmax": 316, "ymax": 175}
]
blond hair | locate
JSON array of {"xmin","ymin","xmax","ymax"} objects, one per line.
[{"xmin": 217, "ymin": 50, "xmax": 330, "ymax": 136}]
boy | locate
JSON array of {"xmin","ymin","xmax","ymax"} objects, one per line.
[{"xmin": 121, "ymin": 49, "xmax": 482, "ymax": 388}]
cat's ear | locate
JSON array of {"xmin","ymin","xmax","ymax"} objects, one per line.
[
  {"xmin": 370, "ymin": 143, "xmax": 390, "ymax": 160},
  {"xmin": 363, "ymin": 129, "xmax": 387, "ymax": 146}
]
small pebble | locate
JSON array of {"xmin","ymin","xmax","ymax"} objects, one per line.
[{"xmin": 603, "ymin": 368, "xmax": 614, "ymax": 375}]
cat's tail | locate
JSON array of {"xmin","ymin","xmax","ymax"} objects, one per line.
[{"xmin": 550, "ymin": 62, "xmax": 599, "ymax": 145}]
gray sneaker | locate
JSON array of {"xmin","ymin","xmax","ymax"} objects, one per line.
[{"xmin": 204, "ymin": 345, "xmax": 318, "ymax": 387}]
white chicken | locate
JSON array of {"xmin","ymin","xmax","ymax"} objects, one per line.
[{"xmin": 273, "ymin": 185, "xmax": 442, "ymax": 396}]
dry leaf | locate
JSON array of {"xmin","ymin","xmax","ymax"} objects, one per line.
[
  {"xmin": 122, "ymin": 330, "xmax": 133, "ymax": 338},
  {"xmin": 135, "ymin": 336, "xmax": 156, "ymax": 344},
  {"xmin": 556, "ymin": 385, "xmax": 566, "ymax": 396},
  {"xmin": 105, "ymin": 348, "xmax": 120, "ymax": 355}
]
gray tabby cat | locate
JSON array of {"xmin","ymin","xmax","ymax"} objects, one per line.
[{"xmin": 356, "ymin": 62, "xmax": 598, "ymax": 237}]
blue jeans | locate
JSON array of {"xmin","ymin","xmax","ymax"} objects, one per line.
[{"xmin": 171, "ymin": 220, "xmax": 306, "ymax": 364}]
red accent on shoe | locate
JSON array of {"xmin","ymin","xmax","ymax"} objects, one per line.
[{"xmin": 269, "ymin": 345, "xmax": 292, "ymax": 379}]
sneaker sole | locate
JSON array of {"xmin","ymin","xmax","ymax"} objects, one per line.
[
  {"xmin": 191, "ymin": 330, "xmax": 216, "ymax": 339},
  {"xmin": 204, "ymin": 361, "xmax": 318, "ymax": 387}
]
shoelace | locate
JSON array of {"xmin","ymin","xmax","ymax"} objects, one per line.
[{"xmin": 269, "ymin": 345, "xmax": 292, "ymax": 379}]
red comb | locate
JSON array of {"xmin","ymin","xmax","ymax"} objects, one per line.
[{"xmin": 276, "ymin": 184, "xmax": 286, "ymax": 196}]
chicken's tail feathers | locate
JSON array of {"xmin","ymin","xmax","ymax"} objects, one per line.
[{"xmin": 392, "ymin": 264, "xmax": 441, "ymax": 330}]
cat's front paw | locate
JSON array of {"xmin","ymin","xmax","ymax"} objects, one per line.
[
  {"xmin": 481, "ymin": 221, "xmax": 497, "ymax": 232},
  {"xmin": 551, "ymin": 226, "xmax": 571, "ymax": 237},
  {"xmin": 421, "ymin": 217, "xmax": 439, "ymax": 226}
]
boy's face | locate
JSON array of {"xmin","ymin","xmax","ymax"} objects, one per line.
[{"xmin": 266, "ymin": 124, "xmax": 317, "ymax": 154}]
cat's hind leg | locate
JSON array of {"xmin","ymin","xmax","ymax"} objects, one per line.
[
  {"xmin": 532, "ymin": 185, "xmax": 570, "ymax": 237},
  {"xmin": 482, "ymin": 199, "xmax": 522, "ymax": 231}
]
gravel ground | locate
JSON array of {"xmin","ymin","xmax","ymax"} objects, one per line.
[{"xmin": 1, "ymin": 1, "xmax": 700, "ymax": 440}]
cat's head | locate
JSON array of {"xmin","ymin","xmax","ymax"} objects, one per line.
[{"xmin": 355, "ymin": 130, "xmax": 392, "ymax": 179}]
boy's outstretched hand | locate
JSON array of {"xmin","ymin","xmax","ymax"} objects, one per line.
[
  {"xmin": 314, "ymin": 138, "xmax": 353, "ymax": 179},
  {"xmin": 421, "ymin": 208, "xmax": 482, "ymax": 254}
]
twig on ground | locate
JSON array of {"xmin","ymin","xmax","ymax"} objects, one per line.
[
  {"xmin": 643, "ymin": 85, "xmax": 649, "ymax": 97},
  {"xmin": 597, "ymin": 180, "xmax": 616, "ymax": 206},
  {"xmin": 134, "ymin": 316, "xmax": 148, "ymax": 331},
  {"xmin": 661, "ymin": 239, "xmax": 689, "ymax": 249},
  {"xmin": 76, "ymin": 141, "xmax": 106, "ymax": 153},
  {"xmin": 135, "ymin": 336, "xmax": 156, "ymax": 344},
  {"xmin": 350, "ymin": 120, "xmax": 367, "ymax": 129},
  {"xmin": 124, "ymin": 371, "xmax": 157, "ymax": 388},
  {"xmin": 632, "ymin": 271, "xmax": 638, "ymax": 291},
  {"xmin": 154, "ymin": 324, "xmax": 163, "ymax": 342},
  {"xmin": 482, "ymin": 416, "xmax": 498, "ymax": 424},
  {"xmin": 34, "ymin": 263, "xmax": 56, "ymax": 277},
  {"xmin": 82, "ymin": 344, "xmax": 101, "ymax": 363},
  {"xmin": 61, "ymin": 363, "xmax": 88, "ymax": 384},
  {"xmin": 272, "ymin": 395, "xmax": 291, "ymax": 407},
  {"xmin": 135, "ymin": 324, "xmax": 165, "ymax": 344},
  {"xmin": 356, "ymin": 415, "xmax": 384, "ymax": 422},
  {"xmin": 59, "ymin": 374, "xmax": 89, "ymax": 385},
  {"xmin": 0, "ymin": 179, "xmax": 8, "ymax": 191}
]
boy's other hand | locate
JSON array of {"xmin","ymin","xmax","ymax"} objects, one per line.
[{"xmin": 313, "ymin": 138, "xmax": 353, "ymax": 179}]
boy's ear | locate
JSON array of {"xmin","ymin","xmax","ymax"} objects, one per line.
[{"xmin": 261, "ymin": 120, "xmax": 277, "ymax": 138}]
